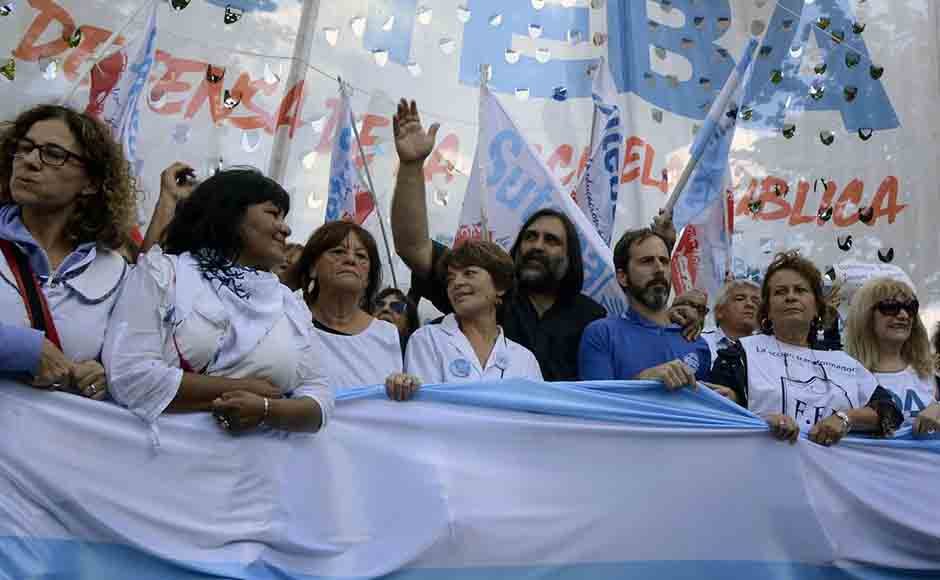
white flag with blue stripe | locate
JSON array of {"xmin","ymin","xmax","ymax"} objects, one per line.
[
  {"xmin": 85, "ymin": 2, "xmax": 158, "ymax": 180},
  {"xmin": 326, "ymin": 85, "xmax": 375, "ymax": 225},
  {"xmin": 0, "ymin": 378, "xmax": 938, "ymax": 579},
  {"xmin": 672, "ymin": 38, "xmax": 760, "ymax": 232},
  {"xmin": 572, "ymin": 57, "xmax": 621, "ymax": 246},
  {"xmin": 456, "ymin": 85, "xmax": 628, "ymax": 315}
]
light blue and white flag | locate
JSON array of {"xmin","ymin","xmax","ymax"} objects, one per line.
[
  {"xmin": 0, "ymin": 378, "xmax": 938, "ymax": 579},
  {"xmin": 672, "ymin": 38, "xmax": 760, "ymax": 232},
  {"xmin": 326, "ymin": 84, "xmax": 375, "ymax": 225},
  {"xmin": 573, "ymin": 57, "xmax": 621, "ymax": 246},
  {"xmin": 85, "ymin": 2, "xmax": 158, "ymax": 179},
  {"xmin": 457, "ymin": 85, "xmax": 627, "ymax": 315}
]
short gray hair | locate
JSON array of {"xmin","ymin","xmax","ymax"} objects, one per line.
[{"xmin": 714, "ymin": 279, "xmax": 761, "ymax": 310}]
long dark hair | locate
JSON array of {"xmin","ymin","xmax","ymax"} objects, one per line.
[
  {"xmin": 296, "ymin": 220, "xmax": 382, "ymax": 308},
  {"xmin": 509, "ymin": 208, "xmax": 584, "ymax": 301},
  {"xmin": 0, "ymin": 104, "xmax": 136, "ymax": 249},
  {"xmin": 162, "ymin": 168, "xmax": 289, "ymax": 296}
]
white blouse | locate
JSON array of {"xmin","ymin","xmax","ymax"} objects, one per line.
[
  {"xmin": 0, "ymin": 244, "xmax": 127, "ymax": 364},
  {"xmin": 312, "ymin": 318, "xmax": 403, "ymax": 390},
  {"xmin": 404, "ymin": 314, "xmax": 542, "ymax": 384},
  {"xmin": 103, "ymin": 248, "xmax": 333, "ymax": 426},
  {"xmin": 741, "ymin": 334, "xmax": 878, "ymax": 431},
  {"xmin": 873, "ymin": 367, "xmax": 939, "ymax": 426}
]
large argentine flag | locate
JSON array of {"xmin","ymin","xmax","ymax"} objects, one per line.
[
  {"xmin": 0, "ymin": 378, "xmax": 938, "ymax": 579},
  {"xmin": 456, "ymin": 85, "xmax": 628, "ymax": 315}
]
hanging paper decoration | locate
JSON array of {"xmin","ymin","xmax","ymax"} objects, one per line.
[
  {"xmin": 65, "ymin": 27, "xmax": 82, "ymax": 48},
  {"xmin": 222, "ymin": 90, "xmax": 241, "ymax": 109},
  {"xmin": 0, "ymin": 57, "xmax": 14, "ymax": 81},
  {"xmin": 206, "ymin": 65, "xmax": 225, "ymax": 83},
  {"xmin": 224, "ymin": 5, "xmax": 243, "ymax": 25}
]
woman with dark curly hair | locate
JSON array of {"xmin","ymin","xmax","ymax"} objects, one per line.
[
  {"xmin": 710, "ymin": 251, "xmax": 902, "ymax": 446},
  {"xmin": 0, "ymin": 104, "xmax": 136, "ymax": 400},
  {"xmin": 103, "ymin": 168, "xmax": 333, "ymax": 435},
  {"xmin": 295, "ymin": 221, "xmax": 403, "ymax": 390}
]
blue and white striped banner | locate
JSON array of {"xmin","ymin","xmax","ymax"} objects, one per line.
[{"xmin": 0, "ymin": 378, "xmax": 937, "ymax": 579}]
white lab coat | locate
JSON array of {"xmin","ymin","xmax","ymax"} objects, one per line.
[
  {"xmin": 0, "ymin": 244, "xmax": 127, "ymax": 364},
  {"xmin": 404, "ymin": 314, "xmax": 542, "ymax": 384}
]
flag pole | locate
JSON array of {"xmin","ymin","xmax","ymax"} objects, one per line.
[
  {"xmin": 62, "ymin": 0, "xmax": 158, "ymax": 105},
  {"xmin": 661, "ymin": 38, "xmax": 760, "ymax": 217},
  {"xmin": 478, "ymin": 65, "xmax": 491, "ymax": 243},
  {"xmin": 342, "ymin": 78, "xmax": 399, "ymax": 288}
]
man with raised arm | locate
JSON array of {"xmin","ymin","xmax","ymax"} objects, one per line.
[
  {"xmin": 391, "ymin": 99, "xmax": 606, "ymax": 381},
  {"xmin": 391, "ymin": 99, "xmax": 702, "ymax": 382}
]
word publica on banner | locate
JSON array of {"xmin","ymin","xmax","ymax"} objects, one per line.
[
  {"xmin": 735, "ymin": 175, "xmax": 906, "ymax": 227},
  {"xmin": 14, "ymin": 0, "xmax": 305, "ymax": 136}
]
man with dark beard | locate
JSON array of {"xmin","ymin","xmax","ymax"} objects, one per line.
[
  {"xmin": 389, "ymin": 99, "xmax": 606, "ymax": 380},
  {"xmin": 578, "ymin": 228, "xmax": 712, "ymax": 389}
]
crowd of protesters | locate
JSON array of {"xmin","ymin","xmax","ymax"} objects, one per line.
[{"xmin": 2, "ymin": 102, "xmax": 937, "ymax": 445}]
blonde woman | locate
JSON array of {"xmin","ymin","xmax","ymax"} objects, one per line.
[{"xmin": 845, "ymin": 278, "xmax": 940, "ymax": 436}]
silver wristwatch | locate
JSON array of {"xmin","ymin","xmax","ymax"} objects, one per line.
[{"xmin": 834, "ymin": 411, "xmax": 852, "ymax": 434}]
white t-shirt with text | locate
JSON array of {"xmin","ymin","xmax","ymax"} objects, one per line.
[{"xmin": 741, "ymin": 334, "xmax": 879, "ymax": 431}]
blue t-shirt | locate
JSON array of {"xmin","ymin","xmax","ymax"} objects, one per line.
[{"xmin": 578, "ymin": 309, "xmax": 712, "ymax": 382}]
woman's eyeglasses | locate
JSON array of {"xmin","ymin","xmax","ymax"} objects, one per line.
[
  {"xmin": 374, "ymin": 299, "xmax": 407, "ymax": 314},
  {"xmin": 875, "ymin": 298, "xmax": 919, "ymax": 317},
  {"xmin": 12, "ymin": 137, "xmax": 87, "ymax": 167}
]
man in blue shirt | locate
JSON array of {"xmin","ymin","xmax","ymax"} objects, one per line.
[{"xmin": 578, "ymin": 228, "xmax": 712, "ymax": 389}]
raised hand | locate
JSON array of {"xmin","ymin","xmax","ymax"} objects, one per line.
[{"xmin": 392, "ymin": 99, "xmax": 439, "ymax": 164}]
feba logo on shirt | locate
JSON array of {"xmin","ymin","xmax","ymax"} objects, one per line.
[
  {"xmin": 741, "ymin": 335, "xmax": 877, "ymax": 431},
  {"xmin": 781, "ymin": 375, "xmax": 853, "ymax": 430}
]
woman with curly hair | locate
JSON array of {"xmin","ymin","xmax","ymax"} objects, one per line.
[
  {"xmin": 710, "ymin": 251, "xmax": 901, "ymax": 446},
  {"xmin": 844, "ymin": 277, "xmax": 940, "ymax": 436},
  {"xmin": 0, "ymin": 104, "xmax": 136, "ymax": 400},
  {"xmin": 103, "ymin": 168, "xmax": 333, "ymax": 435}
]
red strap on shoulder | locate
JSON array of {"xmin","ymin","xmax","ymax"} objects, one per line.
[{"xmin": 0, "ymin": 239, "xmax": 62, "ymax": 350}]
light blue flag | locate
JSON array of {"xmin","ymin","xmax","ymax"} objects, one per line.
[{"xmin": 672, "ymin": 38, "xmax": 760, "ymax": 231}]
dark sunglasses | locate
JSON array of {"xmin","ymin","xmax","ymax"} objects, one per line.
[
  {"xmin": 374, "ymin": 299, "xmax": 407, "ymax": 314},
  {"xmin": 875, "ymin": 299, "xmax": 919, "ymax": 317}
]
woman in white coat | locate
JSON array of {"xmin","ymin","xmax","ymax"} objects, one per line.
[
  {"xmin": 387, "ymin": 240, "xmax": 542, "ymax": 401},
  {"xmin": 103, "ymin": 169, "xmax": 332, "ymax": 434},
  {"xmin": 0, "ymin": 104, "xmax": 136, "ymax": 399}
]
